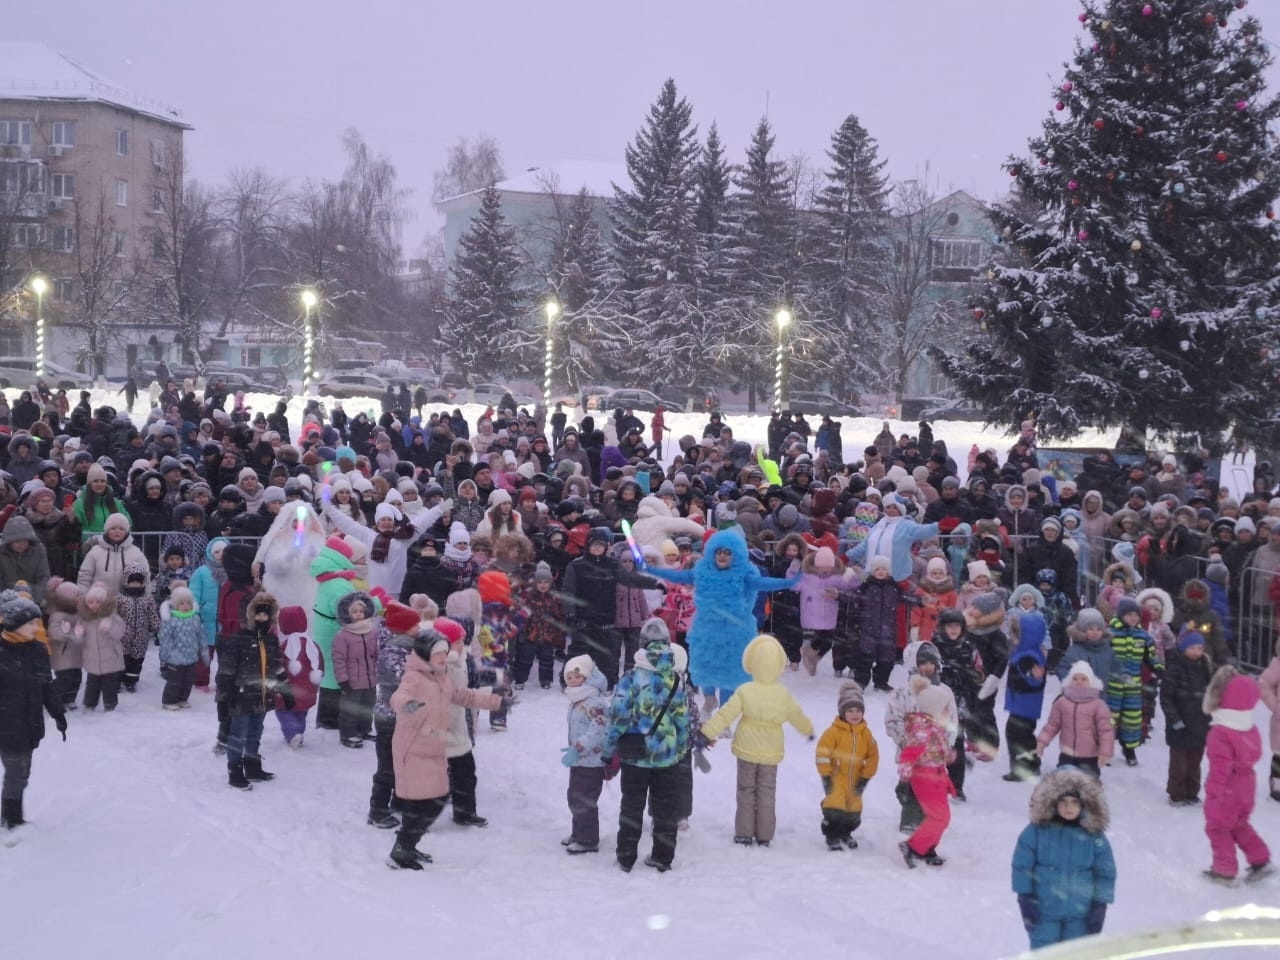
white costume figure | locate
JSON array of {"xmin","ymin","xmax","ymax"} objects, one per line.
[
  {"xmin": 630, "ymin": 495, "xmax": 703, "ymax": 555},
  {"xmin": 255, "ymin": 501, "xmax": 328, "ymax": 626}
]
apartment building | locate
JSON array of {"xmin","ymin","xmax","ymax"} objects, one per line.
[{"xmin": 0, "ymin": 41, "xmax": 189, "ymax": 374}]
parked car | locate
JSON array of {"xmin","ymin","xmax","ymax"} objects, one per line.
[
  {"xmin": 784, "ymin": 390, "xmax": 860, "ymax": 418},
  {"xmin": 919, "ymin": 397, "xmax": 986, "ymax": 422},
  {"xmin": 313, "ymin": 372, "xmax": 390, "ymax": 399},
  {"xmin": 0, "ymin": 357, "xmax": 89, "ymax": 391},
  {"xmin": 471, "ymin": 382, "xmax": 537, "ymax": 410},
  {"xmin": 204, "ymin": 363, "xmax": 290, "ymax": 390},
  {"xmin": 600, "ymin": 388, "xmax": 685, "ymax": 413},
  {"xmin": 213, "ymin": 371, "xmax": 293, "ymax": 397},
  {"xmin": 579, "ymin": 385, "xmax": 613, "ymax": 411}
]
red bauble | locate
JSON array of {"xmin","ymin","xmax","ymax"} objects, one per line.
[
  {"xmin": 1072, "ymin": 198, "xmax": 1082, "ymax": 207},
  {"xmin": 1216, "ymin": 151, "xmax": 1229, "ymax": 162},
  {"xmin": 1094, "ymin": 118, "xmax": 1106, "ymax": 130},
  {"xmin": 1204, "ymin": 12, "xmax": 1216, "ymax": 25},
  {"xmin": 1078, "ymin": 12, "xmax": 1088, "ymax": 22},
  {"xmin": 1267, "ymin": 209, "xmax": 1276, "ymax": 220},
  {"xmin": 1134, "ymin": 125, "xmax": 1146, "ymax": 136},
  {"xmin": 973, "ymin": 308, "xmax": 985, "ymax": 321},
  {"xmin": 1009, "ymin": 167, "xmax": 1021, "ymax": 177}
]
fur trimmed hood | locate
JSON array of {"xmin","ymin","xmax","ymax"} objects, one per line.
[
  {"xmin": 1135, "ymin": 586, "xmax": 1174, "ymax": 624},
  {"xmin": 1101, "ymin": 561, "xmax": 1135, "ymax": 591},
  {"xmin": 774, "ymin": 532, "xmax": 808, "ymax": 561},
  {"xmin": 1202, "ymin": 663, "xmax": 1239, "ymax": 715},
  {"xmin": 1029, "ymin": 769, "xmax": 1109, "ymax": 834},
  {"xmin": 800, "ymin": 549, "xmax": 845, "ymax": 576},
  {"xmin": 964, "ymin": 595, "xmax": 1007, "ymax": 634},
  {"xmin": 241, "ymin": 591, "xmax": 279, "ymax": 631}
]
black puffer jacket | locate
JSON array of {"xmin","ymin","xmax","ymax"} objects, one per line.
[
  {"xmin": 1159, "ymin": 648, "xmax": 1212, "ymax": 750},
  {"xmin": 214, "ymin": 592, "xmax": 287, "ymax": 716},
  {"xmin": 0, "ymin": 633, "xmax": 64, "ymax": 753}
]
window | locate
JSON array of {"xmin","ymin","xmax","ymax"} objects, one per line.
[
  {"xmin": 52, "ymin": 226, "xmax": 75, "ymax": 253},
  {"xmin": 115, "ymin": 179, "xmax": 128, "ymax": 207},
  {"xmin": 152, "ymin": 190, "xmax": 164, "ymax": 213},
  {"xmin": 0, "ymin": 120, "xmax": 32, "ymax": 146},
  {"xmin": 114, "ymin": 230, "xmax": 126, "ymax": 257},
  {"xmin": 152, "ymin": 234, "xmax": 165, "ymax": 260},
  {"xmin": 12, "ymin": 224, "xmax": 43, "ymax": 247},
  {"xmin": 929, "ymin": 237, "xmax": 984, "ymax": 282},
  {"xmin": 50, "ymin": 173, "xmax": 74, "ymax": 199},
  {"xmin": 151, "ymin": 139, "xmax": 166, "ymax": 169},
  {"xmin": 50, "ymin": 121, "xmax": 76, "ymax": 147},
  {"xmin": 153, "ymin": 279, "xmax": 166, "ymax": 308},
  {"xmin": 0, "ymin": 163, "xmax": 43, "ymax": 194},
  {"xmin": 54, "ymin": 278, "xmax": 74, "ymax": 303},
  {"xmin": 115, "ymin": 128, "xmax": 129, "ymax": 156}
]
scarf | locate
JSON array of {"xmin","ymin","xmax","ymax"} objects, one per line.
[
  {"xmin": 2, "ymin": 626, "xmax": 48, "ymax": 653},
  {"xmin": 1211, "ymin": 708, "xmax": 1255, "ymax": 732},
  {"xmin": 565, "ymin": 683, "xmax": 598, "ymax": 705},
  {"xmin": 170, "ymin": 608, "xmax": 197, "ymax": 619},
  {"xmin": 445, "ymin": 540, "xmax": 472, "ymax": 563},
  {"xmin": 371, "ymin": 518, "xmax": 417, "ymax": 564},
  {"xmin": 340, "ymin": 616, "xmax": 376, "ymax": 635}
]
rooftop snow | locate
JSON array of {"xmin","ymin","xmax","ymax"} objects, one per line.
[
  {"xmin": 437, "ymin": 160, "xmax": 630, "ymax": 206},
  {"xmin": 0, "ymin": 41, "xmax": 190, "ymax": 128}
]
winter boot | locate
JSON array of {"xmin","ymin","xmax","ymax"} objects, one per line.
[
  {"xmin": 922, "ymin": 848, "xmax": 946, "ymax": 866},
  {"xmin": 844, "ymin": 837, "xmax": 859, "ymax": 850},
  {"xmin": 367, "ymin": 809, "xmax": 400, "ymax": 830},
  {"xmin": 733, "ymin": 835, "xmax": 755, "ymax": 846},
  {"xmin": 565, "ymin": 841, "xmax": 598, "ymax": 854},
  {"xmin": 228, "ymin": 762, "xmax": 252, "ymax": 791},
  {"xmin": 1122, "ymin": 746, "xmax": 1138, "ymax": 767},
  {"xmin": 1246, "ymin": 862, "xmax": 1275, "ymax": 884},
  {"xmin": 1202, "ymin": 869, "xmax": 1236, "ymax": 886},
  {"xmin": 0, "ymin": 797, "xmax": 23, "ymax": 829},
  {"xmin": 388, "ymin": 841, "xmax": 423, "ymax": 870},
  {"xmin": 453, "ymin": 812, "xmax": 488, "ymax": 828},
  {"xmin": 243, "ymin": 757, "xmax": 275, "ymax": 782},
  {"xmin": 898, "ymin": 841, "xmax": 919, "ymax": 869},
  {"xmin": 643, "ymin": 855, "xmax": 671, "ymax": 872},
  {"xmin": 826, "ymin": 837, "xmax": 844, "ymax": 851}
]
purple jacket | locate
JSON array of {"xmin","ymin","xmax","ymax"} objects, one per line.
[
  {"xmin": 615, "ymin": 583, "xmax": 652, "ymax": 629},
  {"xmin": 791, "ymin": 559, "xmax": 859, "ymax": 631}
]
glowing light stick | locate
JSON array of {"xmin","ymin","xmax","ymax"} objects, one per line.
[
  {"xmin": 293, "ymin": 504, "xmax": 308, "ymax": 548},
  {"xmin": 619, "ymin": 519, "xmax": 645, "ymax": 567}
]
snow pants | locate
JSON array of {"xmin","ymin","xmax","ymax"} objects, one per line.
[
  {"xmin": 906, "ymin": 766, "xmax": 952, "ymax": 856},
  {"xmin": 448, "ymin": 751, "xmax": 479, "ymax": 820},
  {"xmin": 567, "ymin": 765, "xmax": 606, "ymax": 848},
  {"xmin": 1106, "ymin": 677, "xmax": 1143, "ymax": 750},
  {"xmin": 275, "ymin": 708, "xmax": 308, "ymax": 744},
  {"xmin": 54, "ymin": 668, "xmax": 81, "ymax": 707},
  {"xmin": 1005, "ymin": 715, "xmax": 1041, "ymax": 779},
  {"xmin": 369, "ymin": 712, "xmax": 397, "ymax": 814},
  {"xmin": 0, "ymin": 750, "xmax": 32, "ymax": 802},
  {"xmin": 896, "ymin": 779, "xmax": 925, "ymax": 832},
  {"xmin": 160, "ymin": 663, "xmax": 196, "ymax": 706},
  {"xmin": 1206, "ymin": 801, "xmax": 1271, "ymax": 878},
  {"xmin": 1167, "ymin": 745, "xmax": 1204, "ymax": 803},
  {"xmin": 735, "ymin": 759, "xmax": 778, "ymax": 843},
  {"xmin": 83, "ymin": 671, "xmax": 120, "ymax": 710},
  {"xmin": 1029, "ymin": 916, "xmax": 1088, "ymax": 950},
  {"xmin": 617, "ymin": 763, "xmax": 680, "ymax": 868}
]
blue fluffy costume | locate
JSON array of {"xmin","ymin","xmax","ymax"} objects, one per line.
[{"xmin": 649, "ymin": 528, "xmax": 798, "ymax": 696}]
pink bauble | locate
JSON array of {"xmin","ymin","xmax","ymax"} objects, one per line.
[
  {"xmin": 1068, "ymin": 180, "xmax": 1079, "ymax": 190},
  {"xmin": 1142, "ymin": 4, "xmax": 1154, "ymax": 16},
  {"xmin": 1150, "ymin": 307, "xmax": 1163, "ymax": 319},
  {"xmin": 1078, "ymin": 12, "xmax": 1088, "ymax": 22},
  {"xmin": 1236, "ymin": 100, "xmax": 1249, "ymax": 111},
  {"xmin": 1062, "ymin": 82, "xmax": 1074, "ymax": 93},
  {"xmin": 1056, "ymin": 101, "xmax": 1066, "ymax": 111},
  {"xmin": 1077, "ymin": 230, "xmax": 1089, "ymax": 241}
]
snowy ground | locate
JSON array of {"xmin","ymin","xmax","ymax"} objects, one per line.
[
  {"xmin": 15, "ymin": 389, "xmax": 1268, "ymax": 959},
  {"xmin": 8, "ymin": 660, "xmax": 1278, "ymax": 960}
]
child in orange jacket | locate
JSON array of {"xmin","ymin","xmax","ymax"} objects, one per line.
[{"xmin": 815, "ymin": 681, "xmax": 879, "ymax": 851}]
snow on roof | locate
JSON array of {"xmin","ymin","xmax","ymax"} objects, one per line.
[
  {"xmin": 0, "ymin": 42, "xmax": 190, "ymax": 128},
  {"xmin": 437, "ymin": 160, "xmax": 630, "ymax": 206}
]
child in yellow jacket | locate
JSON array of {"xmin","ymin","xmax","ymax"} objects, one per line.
[
  {"xmin": 816, "ymin": 681, "xmax": 880, "ymax": 850},
  {"xmin": 701, "ymin": 634, "xmax": 814, "ymax": 847}
]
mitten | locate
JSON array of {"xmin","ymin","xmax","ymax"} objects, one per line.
[
  {"xmin": 401, "ymin": 700, "xmax": 424, "ymax": 715},
  {"xmin": 1171, "ymin": 720, "xmax": 1186, "ymax": 731},
  {"xmin": 55, "ymin": 715, "xmax": 68, "ymax": 741},
  {"xmin": 978, "ymin": 674, "xmax": 1000, "ymax": 700},
  {"xmin": 1017, "ymin": 894, "xmax": 1039, "ymax": 930},
  {"xmin": 821, "ymin": 776, "xmax": 833, "ymax": 794},
  {"xmin": 855, "ymin": 777, "xmax": 869, "ymax": 795},
  {"xmin": 560, "ymin": 745, "xmax": 581, "ymax": 767},
  {"xmin": 693, "ymin": 749, "xmax": 711, "ymax": 773},
  {"xmin": 1083, "ymin": 900, "xmax": 1106, "ymax": 935}
]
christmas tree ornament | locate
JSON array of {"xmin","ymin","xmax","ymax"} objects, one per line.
[
  {"xmin": 1204, "ymin": 12, "xmax": 1216, "ymax": 25},
  {"xmin": 1256, "ymin": 307, "xmax": 1269, "ymax": 320},
  {"xmin": 1102, "ymin": 19, "xmax": 1112, "ymax": 30},
  {"xmin": 1056, "ymin": 101, "xmax": 1066, "ymax": 111},
  {"xmin": 1236, "ymin": 100, "xmax": 1249, "ymax": 110},
  {"xmin": 1094, "ymin": 118, "xmax": 1106, "ymax": 130},
  {"xmin": 1195, "ymin": 81, "xmax": 1207, "ymax": 93},
  {"xmin": 1179, "ymin": 340, "xmax": 1191, "ymax": 351},
  {"xmin": 1068, "ymin": 180, "xmax": 1079, "ymax": 190},
  {"xmin": 1077, "ymin": 230, "xmax": 1089, "ymax": 241},
  {"xmin": 1174, "ymin": 182, "xmax": 1186, "ymax": 194},
  {"xmin": 1078, "ymin": 12, "xmax": 1088, "ymax": 22},
  {"xmin": 1002, "ymin": 226, "xmax": 1013, "ymax": 238},
  {"xmin": 1134, "ymin": 125, "xmax": 1146, "ymax": 136},
  {"xmin": 1041, "ymin": 317, "xmax": 1054, "ymax": 328},
  {"xmin": 1131, "ymin": 239, "xmax": 1143, "ymax": 251},
  {"xmin": 1141, "ymin": 5, "xmax": 1153, "ymax": 16},
  {"xmin": 973, "ymin": 308, "xmax": 985, "ymax": 321},
  {"xmin": 1267, "ymin": 209, "xmax": 1275, "ymax": 220},
  {"xmin": 1138, "ymin": 369, "xmax": 1150, "ymax": 379},
  {"xmin": 1216, "ymin": 151, "xmax": 1229, "ymax": 162},
  {"xmin": 1062, "ymin": 82, "xmax": 1074, "ymax": 92},
  {"xmin": 1150, "ymin": 307, "xmax": 1163, "ymax": 319}
]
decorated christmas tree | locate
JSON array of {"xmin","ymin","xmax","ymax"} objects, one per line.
[{"xmin": 937, "ymin": 0, "xmax": 1280, "ymax": 445}]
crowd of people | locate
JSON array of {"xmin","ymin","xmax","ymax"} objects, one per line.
[{"xmin": 0, "ymin": 381, "xmax": 1278, "ymax": 950}]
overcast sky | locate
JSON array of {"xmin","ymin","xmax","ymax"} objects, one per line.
[{"xmin": 11, "ymin": 0, "xmax": 1280, "ymax": 254}]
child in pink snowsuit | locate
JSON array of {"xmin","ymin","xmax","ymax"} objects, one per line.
[
  {"xmin": 1202, "ymin": 668, "xmax": 1273, "ymax": 884},
  {"xmin": 898, "ymin": 674, "xmax": 957, "ymax": 867}
]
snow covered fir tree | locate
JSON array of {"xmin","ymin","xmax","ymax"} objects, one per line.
[{"xmin": 938, "ymin": 0, "xmax": 1280, "ymax": 445}]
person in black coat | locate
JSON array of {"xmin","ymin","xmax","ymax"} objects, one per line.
[
  {"xmin": 266, "ymin": 402, "xmax": 291, "ymax": 444},
  {"xmin": 1020, "ymin": 517, "xmax": 1080, "ymax": 606},
  {"xmin": 1159, "ymin": 631, "xmax": 1214, "ymax": 806},
  {"xmin": 0, "ymin": 598, "xmax": 67, "ymax": 828},
  {"xmin": 229, "ymin": 488, "xmax": 285, "ymax": 539},
  {"xmin": 215, "ymin": 591, "xmax": 290, "ymax": 789},
  {"xmin": 127, "ymin": 470, "xmax": 174, "ymax": 572}
]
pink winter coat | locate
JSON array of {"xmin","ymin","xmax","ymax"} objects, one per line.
[
  {"xmin": 1257, "ymin": 656, "xmax": 1280, "ymax": 755},
  {"xmin": 390, "ymin": 653, "xmax": 501, "ymax": 799},
  {"xmin": 1205, "ymin": 677, "xmax": 1264, "ymax": 829},
  {"xmin": 1037, "ymin": 686, "xmax": 1115, "ymax": 761},
  {"xmin": 790, "ymin": 553, "xmax": 858, "ymax": 631},
  {"xmin": 331, "ymin": 623, "xmax": 379, "ymax": 690}
]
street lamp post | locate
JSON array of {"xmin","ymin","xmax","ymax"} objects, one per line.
[
  {"xmin": 773, "ymin": 307, "xmax": 791, "ymax": 413},
  {"xmin": 301, "ymin": 289, "xmax": 318, "ymax": 395},
  {"xmin": 544, "ymin": 300, "xmax": 560, "ymax": 411},
  {"xmin": 29, "ymin": 276, "xmax": 47, "ymax": 379}
]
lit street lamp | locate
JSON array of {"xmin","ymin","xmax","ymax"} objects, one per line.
[
  {"xmin": 773, "ymin": 307, "xmax": 791, "ymax": 412},
  {"xmin": 29, "ymin": 275, "xmax": 47, "ymax": 379},
  {"xmin": 301, "ymin": 288, "xmax": 318, "ymax": 395},
  {"xmin": 544, "ymin": 299, "xmax": 561, "ymax": 410}
]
